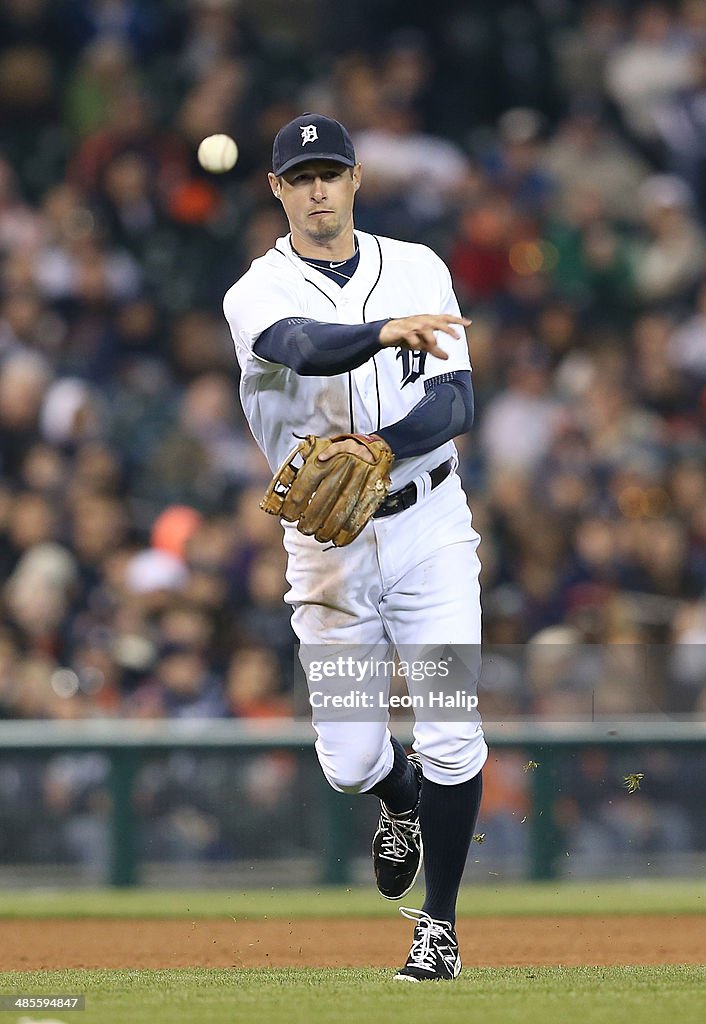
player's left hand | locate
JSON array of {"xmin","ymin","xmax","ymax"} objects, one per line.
[
  {"xmin": 317, "ymin": 434, "xmax": 383, "ymax": 464},
  {"xmin": 259, "ymin": 434, "xmax": 395, "ymax": 546}
]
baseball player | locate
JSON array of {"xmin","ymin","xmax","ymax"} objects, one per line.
[{"xmin": 223, "ymin": 113, "xmax": 486, "ymax": 982}]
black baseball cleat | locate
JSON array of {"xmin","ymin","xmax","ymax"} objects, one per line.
[
  {"xmin": 394, "ymin": 907, "xmax": 462, "ymax": 982},
  {"xmin": 372, "ymin": 753, "xmax": 424, "ymax": 900}
]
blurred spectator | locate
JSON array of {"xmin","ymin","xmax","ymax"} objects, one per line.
[
  {"xmin": 58, "ymin": 0, "xmax": 162, "ymax": 58},
  {"xmin": 632, "ymin": 175, "xmax": 706, "ymax": 305},
  {"xmin": 124, "ymin": 547, "xmax": 190, "ymax": 597},
  {"xmin": 550, "ymin": 1, "xmax": 625, "ymax": 99},
  {"xmin": 4, "ymin": 542, "xmax": 77, "ymax": 655},
  {"xmin": 177, "ymin": 57, "xmax": 251, "ymax": 149},
  {"xmin": 670, "ymin": 598, "xmax": 706, "ymax": 708},
  {"xmin": 353, "ymin": 101, "xmax": 471, "ymax": 235},
  {"xmin": 473, "ymin": 749, "xmax": 530, "ymax": 864},
  {"xmin": 543, "ymin": 188, "xmax": 634, "ymax": 319},
  {"xmin": 668, "ymin": 280, "xmax": 706, "ymax": 379},
  {"xmin": 63, "ymin": 39, "xmax": 140, "ymax": 140},
  {"xmin": 132, "ymin": 641, "xmax": 226, "ymax": 719},
  {"xmin": 0, "ymin": 351, "xmax": 52, "ymax": 476},
  {"xmin": 543, "ymin": 99, "xmax": 651, "ymax": 224},
  {"xmin": 605, "ymin": 2, "xmax": 693, "ymax": 160},
  {"xmin": 449, "ymin": 193, "xmax": 516, "ymax": 308},
  {"xmin": 225, "ymin": 645, "xmax": 292, "ymax": 718},
  {"xmin": 67, "ymin": 86, "xmax": 189, "ymax": 196},
  {"xmin": 156, "ymin": 600, "xmax": 214, "ymax": 653},
  {"xmin": 632, "ymin": 313, "xmax": 692, "ymax": 416},
  {"xmin": 575, "ymin": 374, "xmax": 666, "ymax": 470},
  {"xmin": 151, "ymin": 504, "xmax": 203, "ymax": 560},
  {"xmin": 153, "ymin": 643, "xmax": 225, "ymax": 718},
  {"xmin": 0, "ymin": 158, "xmax": 44, "ymax": 253},
  {"xmin": 654, "ymin": 47, "xmax": 706, "ymax": 220},
  {"xmin": 479, "ymin": 107, "xmax": 554, "ymax": 217},
  {"xmin": 480, "ymin": 345, "xmax": 565, "ymax": 471}
]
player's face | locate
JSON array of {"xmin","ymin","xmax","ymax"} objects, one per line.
[{"xmin": 269, "ymin": 160, "xmax": 361, "ymax": 255}]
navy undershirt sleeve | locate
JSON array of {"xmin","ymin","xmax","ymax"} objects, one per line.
[
  {"xmin": 377, "ymin": 371, "xmax": 474, "ymax": 460},
  {"xmin": 253, "ymin": 318, "xmax": 387, "ymax": 375}
]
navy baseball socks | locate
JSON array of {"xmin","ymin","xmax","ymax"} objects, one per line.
[
  {"xmin": 369, "ymin": 737, "xmax": 424, "ymax": 900},
  {"xmin": 395, "ymin": 770, "xmax": 483, "ymax": 981}
]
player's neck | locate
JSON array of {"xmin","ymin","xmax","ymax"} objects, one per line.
[{"xmin": 290, "ymin": 228, "xmax": 356, "ymax": 262}]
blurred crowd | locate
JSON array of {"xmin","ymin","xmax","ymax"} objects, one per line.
[{"xmin": 1, "ymin": 0, "xmax": 706, "ymax": 732}]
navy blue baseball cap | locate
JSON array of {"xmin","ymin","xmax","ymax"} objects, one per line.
[{"xmin": 272, "ymin": 112, "xmax": 356, "ymax": 176}]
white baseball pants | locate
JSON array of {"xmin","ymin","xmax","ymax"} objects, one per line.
[{"xmin": 282, "ymin": 472, "xmax": 487, "ymax": 789}]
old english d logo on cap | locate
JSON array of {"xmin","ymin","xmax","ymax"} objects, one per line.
[{"xmin": 300, "ymin": 125, "xmax": 319, "ymax": 145}]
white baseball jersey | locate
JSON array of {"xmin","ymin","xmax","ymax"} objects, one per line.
[{"xmin": 223, "ymin": 230, "xmax": 471, "ymax": 491}]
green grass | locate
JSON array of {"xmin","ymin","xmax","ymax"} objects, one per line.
[
  {"xmin": 1, "ymin": 885, "xmax": 702, "ymax": 1023},
  {"xmin": 0, "ymin": 879, "xmax": 703, "ymax": 919},
  {"xmin": 0, "ymin": 967, "xmax": 702, "ymax": 1024}
]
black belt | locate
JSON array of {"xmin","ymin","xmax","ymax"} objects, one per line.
[{"xmin": 373, "ymin": 460, "xmax": 453, "ymax": 519}]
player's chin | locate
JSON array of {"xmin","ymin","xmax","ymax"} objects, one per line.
[{"xmin": 306, "ymin": 217, "xmax": 339, "ymax": 241}]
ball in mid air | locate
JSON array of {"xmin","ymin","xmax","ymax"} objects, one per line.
[{"xmin": 197, "ymin": 134, "xmax": 239, "ymax": 173}]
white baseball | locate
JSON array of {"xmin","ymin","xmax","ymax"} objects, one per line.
[{"xmin": 197, "ymin": 134, "xmax": 239, "ymax": 173}]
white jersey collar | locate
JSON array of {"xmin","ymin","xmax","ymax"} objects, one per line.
[{"xmin": 274, "ymin": 231, "xmax": 382, "ymax": 310}]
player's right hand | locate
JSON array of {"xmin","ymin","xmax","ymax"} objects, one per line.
[{"xmin": 378, "ymin": 314, "xmax": 471, "ymax": 360}]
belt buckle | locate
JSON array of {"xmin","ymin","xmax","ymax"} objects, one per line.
[
  {"xmin": 375, "ymin": 488, "xmax": 402, "ymax": 518},
  {"xmin": 386, "ymin": 492, "xmax": 402, "ymax": 515}
]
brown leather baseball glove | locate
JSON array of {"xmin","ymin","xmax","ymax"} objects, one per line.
[{"xmin": 260, "ymin": 434, "xmax": 395, "ymax": 546}]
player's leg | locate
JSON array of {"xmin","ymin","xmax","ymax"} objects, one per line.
[
  {"xmin": 293, "ymin": 613, "xmax": 423, "ymax": 895},
  {"xmin": 283, "ymin": 526, "xmax": 422, "ymax": 893},
  {"xmin": 292, "ymin": 616, "xmax": 396, "ymax": 795},
  {"xmin": 367, "ymin": 738, "xmax": 424, "ymax": 899},
  {"xmin": 378, "ymin": 484, "xmax": 485, "ymax": 979}
]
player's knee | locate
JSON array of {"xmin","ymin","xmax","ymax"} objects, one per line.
[
  {"xmin": 329, "ymin": 777, "xmax": 366, "ymax": 794},
  {"xmin": 316, "ymin": 749, "xmax": 384, "ymax": 794},
  {"xmin": 414, "ymin": 732, "xmax": 486, "ymax": 782}
]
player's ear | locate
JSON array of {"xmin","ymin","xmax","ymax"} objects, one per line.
[
  {"xmin": 352, "ymin": 164, "xmax": 362, "ymax": 191},
  {"xmin": 268, "ymin": 172, "xmax": 282, "ymax": 199}
]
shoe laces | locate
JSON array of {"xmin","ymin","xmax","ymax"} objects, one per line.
[
  {"xmin": 400, "ymin": 908, "xmax": 456, "ymax": 972},
  {"xmin": 378, "ymin": 805, "xmax": 421, "ymax": 863}
]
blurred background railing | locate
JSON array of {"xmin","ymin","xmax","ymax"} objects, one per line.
[{"xmin": 1, "ymin": 719, "xmax": 704, "ymax": 888}]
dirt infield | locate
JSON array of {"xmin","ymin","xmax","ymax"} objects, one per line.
[{"xmin": 3, "ymin": 915, "xmax": 704, "ymax": 970}]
